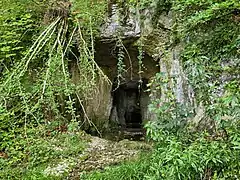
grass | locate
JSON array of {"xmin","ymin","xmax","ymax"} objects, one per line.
[
  {"xmin": 1, "ymin": 124, "xmax": 240, "ymax": 180},
  {"xmin": 81, "ymin": 130, "xmax": 240, "ymax": 180},
  {"xmin": 80, "ymin": 155, "xmax": 151, "ymax": 180},
  {"xmin": 0, "ymin": 124, "xmax": 87, "ymax": 180}
]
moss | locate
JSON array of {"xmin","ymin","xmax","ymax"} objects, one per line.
[{"xmin": 117, "ymin": 139, "xmax": 152, "ymax": 150}]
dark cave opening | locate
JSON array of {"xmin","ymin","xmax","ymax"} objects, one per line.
[
  {"xmin": 124, "ymin": 108, "xmax": 142, "ymax": 128},
  {"xmin": 111, "ymin": 79, "xmax": 148, "ymax": 130},
  {"xmin": 123, "ymin": 87, "xmax": 142, "ymax": 129}
]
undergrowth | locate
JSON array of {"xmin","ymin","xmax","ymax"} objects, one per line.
[
  {"xmin": 0, "ymin": 0, "xmax": 108, "ymax": 178},
  {"xmin": 0, "ymin": 0, "xmax": 239, "ymax": 179},
  {"xmin": 82, "ymin": 121, "xmax": 240, "ymax": 180},
  {"xmin": 0, "ymin": 123, "xmax": 87, "ymax": 179}
]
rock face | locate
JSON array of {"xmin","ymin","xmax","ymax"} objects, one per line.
[
  {"xmin": 139, "ymin": 8, "xmax": 194, "ymax": 106},
  {"xmin": 71, "ymin": 1, "xmax": 194, "ymax": 130},
  {"xmin": 100, "ymin": 2, "xmax": 140, "ymax": 39}
]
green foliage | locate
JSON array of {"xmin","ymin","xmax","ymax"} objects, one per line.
[
  {"xmin": 82, "ymin": 124, "xmax": 240, "ymax": 179},
  {"xmin": 0, "ymin": 1, "xmax": 39, "ymax": 76},
  {"xmin": 116, "ymin": 39, "xmax": 127, "ymax": 82},
  {"xmin": 140, "ymin": 0, "xmax": 240, "ymax": 179},
  {"xmin": 0, "ymin": 13, "xmax": 34, "ymax": 67},
  {"xmin": 0, "ymin": 1, "xmax": 42, "ymax": 155},
  {"xmin": 137, "ymin": 40, "xmax": 144, "ymax": 82},
  {"xmin": 146, "ymin": 72, "xmax": 194, "ymax": 134},
  {"xmin": 71, "ymin": 0, "xmax": 107, "ymax": 37},
  {"xmin": 0, "ymin": 0, "xmax": 239, "ymax": 179},
  {"xmin": 0, "ymin": 0, "xmax": 108, "ymax": 178},
  {"xmin": 173, "ymin": 0, "xmax": 240, "ymax": 122},
  {"xmin": 0, "ymin": 0, "xmax": 108, "ymax": 139},
  {"xmin": 0, "ymin": 126, "xmax": 86, "ymax": 179}
]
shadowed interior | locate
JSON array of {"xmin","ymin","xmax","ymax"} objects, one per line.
[{"xmin": 112, "ymin": 79, "xmax": 148, "ymax": 129}]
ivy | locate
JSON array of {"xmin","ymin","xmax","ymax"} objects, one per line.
[
  {"xmin": 0, "ymin": 0, "xmax": 109, "ymax": 170},
  {"xmin": 172, "ymin": 0, "xmax": 240, "ymax": 120}
]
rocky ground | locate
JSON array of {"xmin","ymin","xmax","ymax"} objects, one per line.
[
  {"xmin": 69, "ymin": 136, "xmax": 152, "ymax": 179},
  {"xmin": 43, "ymin": 133, "xmax": 152, "ymax": 179}
]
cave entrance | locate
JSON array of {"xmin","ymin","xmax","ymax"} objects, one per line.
[
  {"xmin": 112, "ymin": 79, "xmax": 148, "ymax": 130},
  {"xmin": 123, "ymin": 87, "xmax": 142, "ymax": 129}
]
